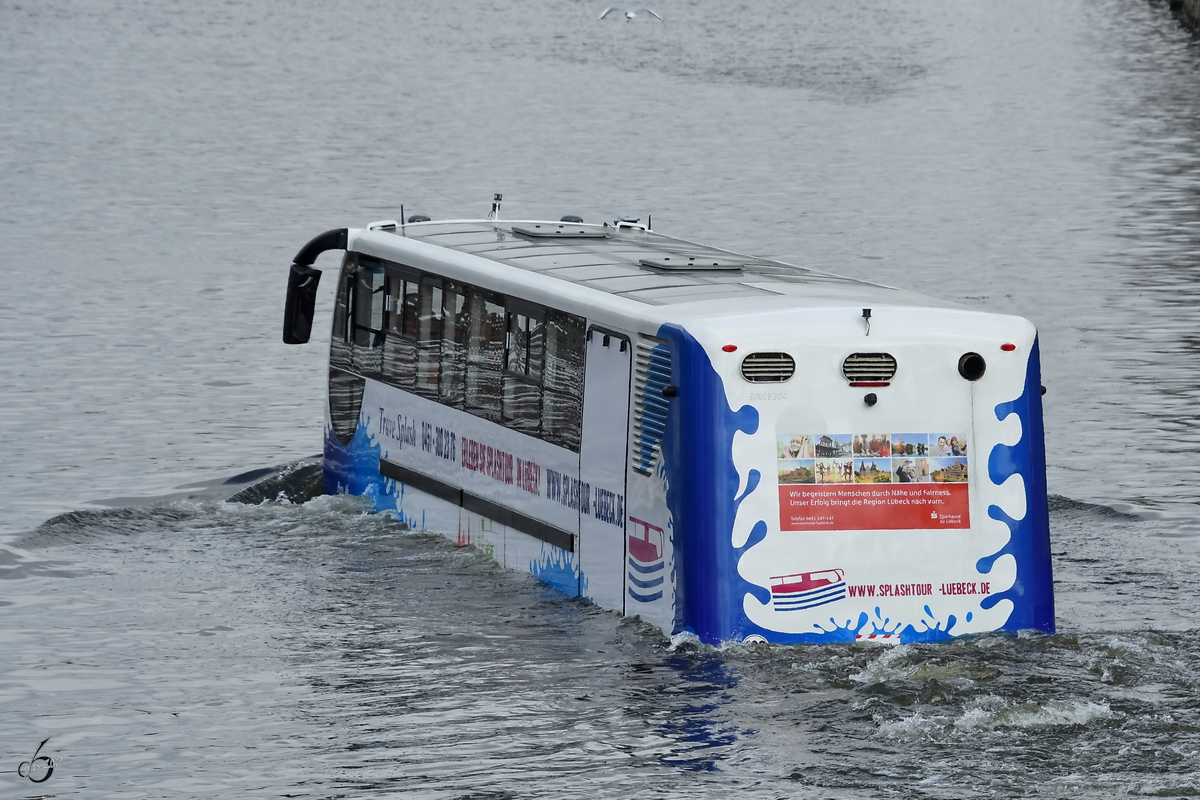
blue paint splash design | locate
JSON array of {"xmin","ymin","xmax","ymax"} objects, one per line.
[
  {"xmin": 658, "ymin": 324, "xmax": 769, "ymax": 644},
  {"xmin": 379, "ymin": 479, "xmax": 429, "ymax": 531},
  {"xmin": 864, "ymin": 607, "xmax": 903, "ymax": 638},
  {"xmin": 657, "ymin": 325, "xmax": 893, "ymax": 646},
  {"xmin": 323, "ymin": 413, "xmax": 386, "ymax": 502},
  {"xmin": 530, "ymin": 547, "xmax": 579, "ymax": 597},
  {"xmin": 900, "ymin": 604, "xmax": 958, "ymax": 643},
  {"xmin": 977, "ymin": 338, "xmax": 1055, "ymax": 633},
  {"xmin": 653, "ymin": 325, "xmax": 1056, "ymax": 646},
  {"xmin": 809, "ymin": 612, "xmax": 870, "ymax": 643},
  {"xmin": 326, "ymin": 403, "xmax": 583, "ymax": 599}
]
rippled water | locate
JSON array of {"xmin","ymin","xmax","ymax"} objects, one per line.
[
  {"xmin": 7, "ymin": 498, "xmax": 1200, "ymax": 797},
  {"xmin": 4, "ymin": 0, "xmax": 1200, "ymax": 796}
]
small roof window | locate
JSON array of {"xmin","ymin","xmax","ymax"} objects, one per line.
[
  {"xmin": 512, "ymin": 223, "xmax": 609, "ymax": 240},
  {"xmin": 639, "ymin": 256, "xmax": 746, "ymax": 272}
]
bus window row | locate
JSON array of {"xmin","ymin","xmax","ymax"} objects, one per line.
[{"xmin": 331, "ymin": 254, "xmax": 586, "ymax": 451}]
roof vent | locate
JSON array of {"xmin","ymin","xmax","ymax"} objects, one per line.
[
  {"xmin": 560, "ymin": 215, "xmax": 584, "ymax": 223},
  {"xmin": 512, "ymin": 223, "xmax": 609, "ymax": 240},
  {"xmin": 639, "ymin": 257, "xmax": 745, "ymax": 272},
  {"xmin": 406, "ymin": 214, "xmax": 431, "ymax": 223},
  {"xmin": 842, "ymin": 353, "xmax": 897, "ymax": 385},
  {"xmin": 740, "ymin": 352, "xmax": 795, "ymax": 382}
]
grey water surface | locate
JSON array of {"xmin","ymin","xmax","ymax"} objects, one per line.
[{"xmin": 4, "ymin": 0, "xmax": 1200, "ymax": 796}]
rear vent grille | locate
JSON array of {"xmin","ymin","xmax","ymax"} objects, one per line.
[
  {"xmin": 842, "ymin": 352, "xmax": 897, "ymax": 384},
  {"xmin": 740, "ymin": 352, "xmax": 796, "ymax": 383},
  {"xmin": 632, "ymin": 335, "xmax": 671, "ymax": 476}
]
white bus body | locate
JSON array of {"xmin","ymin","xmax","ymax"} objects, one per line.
[{"xmin": 282, "ymin": 216, "xmax": 1053, "ymax": 645}]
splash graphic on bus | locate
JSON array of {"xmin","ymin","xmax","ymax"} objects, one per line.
[
  {"xmin": 770, "ymin": 569, "xmax": 847, "ymax": 612},
  {"xmin": 627, "ymin": 516, "xmax": 665, "ymax": 603}
]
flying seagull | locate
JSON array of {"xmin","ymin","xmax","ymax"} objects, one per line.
[{"xmin": 599, "ymin": 7, "xmax": 663, "ymax": 21}]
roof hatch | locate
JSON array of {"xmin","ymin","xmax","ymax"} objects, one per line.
[
  {"xmin": 638, "ymin": 256, "xmax": 746, "ymax": 272},
  {"xmin": 511, "ymin": 223, "xmax": 609, "ymax": 240}
]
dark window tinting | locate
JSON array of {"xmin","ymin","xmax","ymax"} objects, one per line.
[
  {"xmin": 542, "ymin": 311, "xmax": 585, "ymax": 449},
  {"xmin": 329, "ymin": 254, "xmax": 355, "ymax": 373},
  {"xmin": 466, "ymin": 289, "xmax": 506, "ymax": 422},
  {"xmin": 384, "ymin": 273, "xmax": 418, "ymax": 390},
  {"xmin": 334, "ymin": 256, "xmax": 587, "ymax": 451},
  {"xmin": 439, "ymin": 282, "xmax": 468, "ymax": 408},
  {"xmin": 350, "ymin": 260, "xmax": 386, "ymax": 376},
  {"xmin": 502, "ymin": 307, "xmax": 545, "ymax": 434},
  {"xmin": 351, "ymin": 263, "xmax": 386, "ymax": 347},
  {"xmin": 415, "ymin": 279, "xmax": 443, "ymax": 399}
]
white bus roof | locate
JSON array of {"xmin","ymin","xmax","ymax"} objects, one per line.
[{"xmin": 356, "ymin": 219, "xmax": 959, "ymax": 313}]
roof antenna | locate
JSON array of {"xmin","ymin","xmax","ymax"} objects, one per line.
[
  {"xmin": 862, "ymin": 308, "xmax": 872, "ymax": 337},
  {"xmin": 488, "ymin": 193, "xmax": 503, "ymax": 222}
]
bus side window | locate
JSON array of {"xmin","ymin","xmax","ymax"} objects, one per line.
[
  {"xmin": 385, "ymin": 275, "xmax": 419, "ymax": 390},
  {"xmin": 415, "ymin": 279, "xmax": 443, "ymax": 399},
  {"xmin": 439, "ymin": 283, "xmax": 468, "ymax": 408},
  {"xmin": 332, "ymin": 262, "xmax": 352, "ymax": 343},
  {"xmin": 466, "ymin": 289, "xmax": 505, "ymax": 422},
  {"xmin": 528, "ymin": 313, "xmax": 544, "ymax": 377},
  {"xmin": 351, "ymin": 263, "xmax": 386, "ymax": 376},
  {"xmin": 542, "ymin": 311, "xmax": 585, "ymax": 450},
  {"xmin": 502, "ymin": 307, "xmax": 544, "ymax": 434},
  {"xmin": 352, "ymin": 255, "xmax": 585, "ymax": 452},
  {"xmin": 329, "ymin": 255, "xmax": 355, "ymax": 372},
  {"xmin": 351, "ymin": 264, "xmax": 386, "ymax": 348},
  {"xmin": 401, "ymin": 278, "xmax": 419, "ymax": 338}
]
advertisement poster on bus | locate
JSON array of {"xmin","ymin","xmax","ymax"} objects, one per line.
[{"xmin": 776, "ymin": 432, "xmax": 970, "ymax": 531}]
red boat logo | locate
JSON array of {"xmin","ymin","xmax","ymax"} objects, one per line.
[
  {"xmin": 770, "ymin": 568, "xmax": 847, "ymax": 611},
  {"xmin": 627, "ymin": 517, "xmax": 665, "ymax": 603}
]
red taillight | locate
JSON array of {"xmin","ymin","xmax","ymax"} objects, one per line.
[
  {"xmin": 722, "ymin": 344, "xmax": 738, "ymax": 352},
  {"xmin": 1001, "ymin": 343, "xmax": 1017, "ymax": 351}
]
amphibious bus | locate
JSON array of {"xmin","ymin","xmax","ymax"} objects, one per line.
[{"xmin": 281, "ymin": 206, "xmax": 1053, "ymax": 645}]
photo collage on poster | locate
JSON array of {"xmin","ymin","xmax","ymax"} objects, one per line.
[{"xmin": 777, "ymin": 433, "xmax": 969, "ymax": 486}]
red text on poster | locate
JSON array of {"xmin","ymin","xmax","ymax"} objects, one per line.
[{"xmin": 779, "ymin": 484, "xmax": 970, "ymax": 531}]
